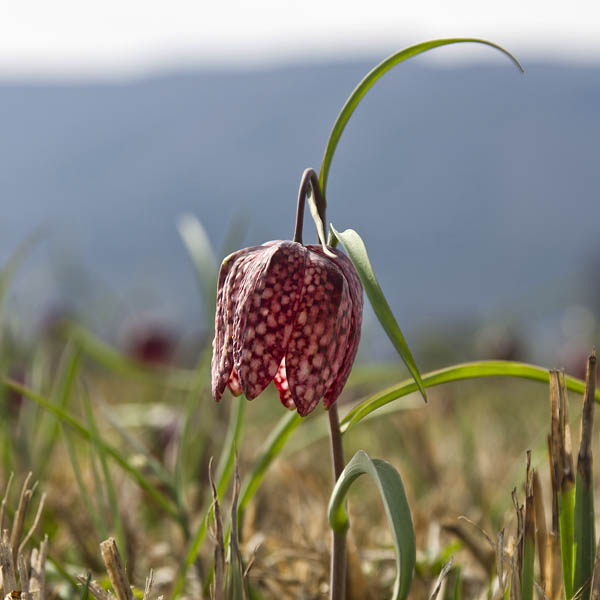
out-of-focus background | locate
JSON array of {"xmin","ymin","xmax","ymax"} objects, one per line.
[
  {"xmin": 2, "ymin": 0, "xmax": 599, "ymax": 372},
  {"xmin": 2, "ymin": 5, "xmax": 600, "ymax": 597}
]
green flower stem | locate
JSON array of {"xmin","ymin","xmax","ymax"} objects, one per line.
[{"xmin": 328, "ymin": 403, "xmax": 347, "ymax": 600}]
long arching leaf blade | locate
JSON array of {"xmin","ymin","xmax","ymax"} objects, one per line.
[
  {"xmin": 331, "ymin": 226, "xmax": 426, "ymax": 400},
  {"xmin": 319, "ymin": 38, "xmax": 523, "ymax": 200},
  {"xmin": 328, "ymin": 450, "xmax": 416, "ymax": 599},
  {"xmin": 341, "ymin": 361, "xmax": 600, "ymax": 433}
]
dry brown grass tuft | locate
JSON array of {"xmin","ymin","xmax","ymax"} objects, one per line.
[{"xmin": 0, "ymin": 473, "xmax": 48, "ymax": 599}]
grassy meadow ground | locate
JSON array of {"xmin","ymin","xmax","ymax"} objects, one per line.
[{"xmin": 0, "ymin": 308, "xmax": 587, "ymax": 599}]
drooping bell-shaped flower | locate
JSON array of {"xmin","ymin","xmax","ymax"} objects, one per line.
[{"xmin": 211, "ymin": 239, "xmax": 363, "ymax": 417}]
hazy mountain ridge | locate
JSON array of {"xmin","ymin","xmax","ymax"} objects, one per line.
[{"xmin": 1, "ymin": 60, "xmax": 598, "ymax": 345}]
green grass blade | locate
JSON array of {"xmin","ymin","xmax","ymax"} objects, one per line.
[
  {"xmin": 328, "ymin": 450, "xmax": 416, "ymax": 599},
  {"xmin": 174, "ymin": 346, "xmax": 213, "ymax": 502},
  {"xmin": 555, "ymin": 370, "xmax": 576, "ymax": 599},
  {"xmin": 574, "ymin": 471, "xmax": 595, "ymax": 600},
  {"xmin": 215, "ymin": 398, "xmax": 246, "ymax": 496},
  {"xmin": 80, "ymin": 572, "xmax": 92, "ymax": 600},
  {"xmin": 574, "ymin": 351, "xmax": 596, "ymax": 600},
  {"xmin": 81, "ymin": 387, "xmax": 126, "ymax": 560},
  {"xmin": 0, "ymin": 228, "xmax": 44, "ymax": 311},
  {"xmin": 88, "ymin": 434, "xmax": 110, "ymax": 535},
  {"xmin": 172, "ymin": 397, "xmax": 247, "ymax": 599},
  {"xmin": 61, "ymin": 425, "xmax": 108, "ymax": 542},
  {"xmin": 192, "ymin": 411, "xmax": 303, "ymax": 595},
  {"xmin": 559, "ymin": 485, "xmax": 576, "ymax": 599},
  {"xmin": 2, "ymin": 377, "xmax": 183, "ymax": 526},
  {"xmin": 98, "ymin": 400, "xmax": 178, "ymax": 497},
  {"xmin": 340, "ymin": 360, "xmax": 600, "ymax": 433},
  {"xmin": 521, "ymin": 458, "xmax": 535, "ymax": 600},
  {"xmin": 46, "ymin": 550, "xmax": 80, "ymax": 592},
  {"xmin": 318, "ymin": 38, "xmax": 522, "ymax": 201},
  {"xmin": 238, "ymin": 411, "xmax": 302, "ymax": 515},
  {"xmin": 444, "ymin": 567, "xmax": 462, "ymax": 600},
  {"xmin": 174, "ymin": 392, "xmax": 210, "ymax": 510},
  {"xmin": 177, "ymin": 214, "xmax": 218, "ymax": 324},
  {"xmin": 330, "ymin": 226, "xmax": 426, "ymax": 401},
  {"xmin": 36, "ymin": 343, "xmax": 81, "ymax": 479},
  {"xmin": 227, "ymin": 463, "xmax": 246, "ymax": 600}
]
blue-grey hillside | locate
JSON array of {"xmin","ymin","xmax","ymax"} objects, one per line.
[{"xmin": 1, "ymin": 60, "xmax": 598, "ymax": 357}]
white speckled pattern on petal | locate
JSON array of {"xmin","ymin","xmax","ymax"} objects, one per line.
[
  {"xmin": 284, "ymin": 250, "xmax": 352, "ymax": 416},
  {"xmin": 233, "ymin": 242, "xmax": 307, "ymax": 399}
]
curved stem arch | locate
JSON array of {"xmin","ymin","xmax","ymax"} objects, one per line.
[
  {"xmin": 293, "ymin": 168, "xmax": 326, "ymax": 244},
  {"xmin": 318, "ymin": 38, "xmax": 523, "ymax": 205}
]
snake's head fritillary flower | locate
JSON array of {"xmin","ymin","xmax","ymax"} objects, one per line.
[{"xmin": 211, "ymin": 240, "xmax": 363, "ymax": 416}]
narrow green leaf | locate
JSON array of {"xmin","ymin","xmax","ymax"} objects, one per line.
[
  {"xmin": 82, "ymin": 388, "xmax": 126, "ymax": 561},
  {"xmin": 553, "ymin": 370, "xmax": 576, "ymax": 599},
  {"xmin": 446, "ymin": 567, "xmax": 462, "ymax": 600},
  {"xmin": 0, "ymin": 228, "xmax": 44, "ymax": 311},
  {"xmin": 574, "ymin": 351, "xmax": 596, "ymax": 600},
  {"xmin": 331, "ymin": 226, "xmax": 426, "ymax": 400},
  {"xmin": 197, "ymin": 412, "xmax": 304, "ymax": 596},
  {"xmin": 319, "ymin": 38, "xmax": 523, "ymax": 201},
  {"xmin": 227, "ymin": 463, "xmax": 246, "ymax": 600},
  {"xmin": 200, "ymin": 410, "xmax": 311, "ymax": 599},
  {"xmin": 99, "ymin": 400, "xmax": 178, "ymax": 495},
  {"xmin": 36, "ymin": 343, "xmax": 81, "ymax": 480},
  {"xmin": 340, "ymin": 360, "xmax": 600, "ymax": 433},
  {"xmin": 23, "ymin": 542, "xmax": 78, "ymax": 592},
  {"xmin": 238, "ymin": 411, "xmax": 302, "ymax": 516},
  {"xmin": 328, "ymin": 450, "xmax": 416, "ymax": 600},
  {"xmin": 86, "ymin": 425, "xmax": 110, "ymax": 539},
  {"xmin": 80, "ymin": 572, "xmax": 92, "ymax": 600},
  {"xmin": 559, "ymin": 485, "xmax": 576, "ymax": 599},
  {"xmin": 521, "ymin": 456, "xmax": 535, "ymax": 600},
  {"xmin": 177, "ymin": 214, "xmax": 218, "ymax": 323},
  {"xmin": 174, "ymin": 350, "xmax": 213, "ymax": 506},
  {"xmin": 61, "ymin": 425, "xmax": 108, "ymax": 542},
  {"xmin": 215, "ymin": 399, "xmax": 246, "ymax": 496},
  {"xmin": 521, "ymin": 536, "xmax": 535, "ymax": 600},
  {"xmin": 574, "ymin": 471, "xmax": 595, "ymax": 600}
]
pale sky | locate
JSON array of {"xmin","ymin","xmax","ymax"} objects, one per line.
[{"xmin": 2, "ymin": 0, "xmax": 600, "ymax": 78}]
